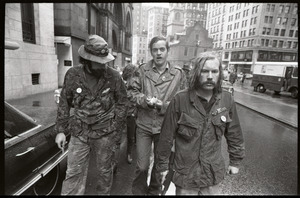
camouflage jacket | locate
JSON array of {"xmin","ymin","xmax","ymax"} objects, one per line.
[
  {"xmin": 55, "ymin": 64, "xmax": 127, "ymax": 139},
  {"xmin": 126, "ymin": 60, "xmax": 187, "ymax": 134}
]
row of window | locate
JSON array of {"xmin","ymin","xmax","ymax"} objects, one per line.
[
  {"xmin": 224, "ymin": 39, "xmax": 298, "ymax": 49},
  {"xmin": 224, "ymin": 50, "xmax": 297, "ymax": 62},
  {"xmin": 257, "ymin": 50, "xmax": 297, "ymax": 62},
  {"xmin": 263, "ymin": 28, "xmax": 298, "ymax": 37},
  {"xmin": 261, "ymin": 39, "xmax": 298, "ymax": 49},
  {"xmin": 276, "ymin": 17, "xmax": 297, "ymax": 26}
]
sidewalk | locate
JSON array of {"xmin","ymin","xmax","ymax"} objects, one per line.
[{"xmin": 232, "ymin": 79, "xmax": 298, "ymax": 129}]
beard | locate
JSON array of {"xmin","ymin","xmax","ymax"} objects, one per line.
[
  {"xmin": 86, "ymin": 64, "xmax": 105, "ymax": 78},
  {"xmin": 195, "ymin": 80, "xmax": 217, "ymax": 90}
]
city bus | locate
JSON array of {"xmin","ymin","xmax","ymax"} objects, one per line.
[{"xmin": 251, "ymin": 62, "xmax": 298, "ymax": 98}]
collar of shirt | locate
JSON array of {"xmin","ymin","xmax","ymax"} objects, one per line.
[
  {"xmin": 152, "ymin": 62, "xmax": 169, "ymax": 74},
  {"xmin": 195, "ymin": 91, "xmax": 218, "ymax": 113}
]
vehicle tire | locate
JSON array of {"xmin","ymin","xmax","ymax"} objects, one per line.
[
  {"xmin": 33, "ymin": 165, "xmax": 60, "ymax": 195},
  {"xmin": 291, "ymin": 88, "xmax": 298, "ymax": 99},
  {"xmin": 274, "ymin": 91, "xmax": 281, "ymax": 95},
  {"xmin": 257, "ymin": 85, "xmax": 266, "ymax": 93}
]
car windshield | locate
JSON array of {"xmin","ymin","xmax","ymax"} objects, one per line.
[{"xmin": 5, "ymin": 102, "xmax": 37, "ymax": 139}]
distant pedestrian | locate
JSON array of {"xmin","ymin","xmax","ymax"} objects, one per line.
[
  {"xmin": 54, "ymin": 34, "xmax": 127, "ymax": 195},
  {"xmin": 127, "ymin": 36, "xmax": 187, "ymax": 195},
  {"xmin": 242, "ymin": 73, "xmax": 246, "ymax": 84},
  {"xmin": 229, "ymin": 70, "xmax": 237, "ymax": 84},
  {"xmin": 156, "ymin": 51, "xmax": 245, "ymax": 195},
  {"xmin": 122, "ymin": 63, "xmax": 139, "ymax": 164}
]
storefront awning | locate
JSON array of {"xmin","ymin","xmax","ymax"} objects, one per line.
[{"xmin": 54, "ymin": 36, "xmax": 71, "ymax": 47}]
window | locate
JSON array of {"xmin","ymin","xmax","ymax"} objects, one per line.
[
  {"xmin": 285, "ymin": 6, "xmax": 290, "ymax": 13},
  {"xmin": 266, "ymin": 28, "xmax": 271, "ymax": 35},
  {"xmin": 271, "ymin": 5, "xmax": 275, "ymax": 12},
  {"xmin": 291, "ymin": 18, "xmax": 296, "ymax": 26},
  {"xmin": 32, "ymin": 73, "xmax": 40, "ymax": 85},
  {"xmin": 287, "ymin": 41, "xmax": 292, "ymax": 48},
  {"xmin": 293, "ymin": 6, "xmax": 298, "ymax": 14},
  {"xmin": 272, "ymin": 40, "xmax": 277, "ymax": 48},
  {"xmin": 262, "ymin": 27, "xmax": 266, "ymax": 34},
  {"xmin": 21, "ymin": 3, "xmax": 36, "ymax": 44},
  {"xmin": 279, "ymin": 5, "xmax": 284, "ymax": 13},
  {"xmin": 280, "ymin": 29, "xmax": 286, "ymax": 36},
  {"xmin": 224, "ymin": 52, "xmax": 229, "ymax": 59},
  {"xmin": 269, "ymin": 16, "xmax": 273, "ymax": 23},
  {"xmin": 277, "ymin": 17, "xmax": 281, "ymax": 25},
  {"xmin": 292, "ymin": 42, "xmax": 298, "ymax": 48},
  {"xmin": 264, "ymin": 16, "xmax": 268, "ymax": 23},
  {"xmin": 266, "ymin": 4, "xmax": 270, "ymax": 12},
  {"xmin": 278, "ymin": 41, "xmax": 283, "ymax": 48},
  {"xmin": 274, "ymin": 29, "xmax": 279, "ymax": 36},
  {"xmin": 295, "ymin": 30, "xmax": 298, "ymax": 37},
  {"xmin": 184, "ymin": 47, "xmax": 188, "ymax": 56},
  {"xmin": 261, "ymin": 39, "xmax": 265, "ymax": 46},
  {"xmin": 265, "ymin": 39, "xmax": 269, "ymax": 46},
  {"xmin": 289, "ymin": 30, "xmax": 294, "ymax": 37},
  {"xmin": 282, "ymin": 18, "xmax": 288, "ymax": 25}
]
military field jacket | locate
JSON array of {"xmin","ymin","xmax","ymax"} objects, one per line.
[
  {"xmin": 156, "ymin": 89, "xmax": 245, "ymax": 189},
  {"xmin": 126, "ymin": 60, "xmax": 186, "ymax": 134},
  {"xmin": 55, "ymin": 65, "xmax": 127, "ymax": 138}
]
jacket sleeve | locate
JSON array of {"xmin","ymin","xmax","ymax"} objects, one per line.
[
  {"xmin": 224, "ymin": 96, "xmax": 245, "ymax": 167},
  {"xmin": 126, "ymin": 67, "xmax": 149, "ymax": 109},
  {"xmin": 54, "ymin": 69, "xmax": 74, "ymax": 135},
  {"xmin": 156, "ymin": 96, "xmax": 178, "ymax": 172},
  {"xmin": 113, "ymin": 75, "xmax": 128, "ymax": 132}
]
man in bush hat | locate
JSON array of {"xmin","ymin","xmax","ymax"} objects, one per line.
[{"xmin": 55, "ymin": 35, "xmax": 127, "ymax": 195}]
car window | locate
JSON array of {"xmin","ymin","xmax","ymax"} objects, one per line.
[{"xmin": 5, "ymin": 102, "xmax": 37, "ymax": 138}]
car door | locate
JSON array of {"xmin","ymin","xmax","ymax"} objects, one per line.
[{"xmin": 4, "ymin": 102, "xmax": 41, "ymax": 195}]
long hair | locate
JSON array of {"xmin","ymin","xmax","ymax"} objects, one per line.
[
  {"xmin": 122, "ymin": 63, "xmax": 138, "ymax": 81},
  {"xmin": 189, "ymin": 51, "xmax": 224, "ymax": 93}
]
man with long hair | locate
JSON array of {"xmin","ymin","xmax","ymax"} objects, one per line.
[{"xmin": 156, "ymin": 51, "xmax": 245, "ymax": 195}]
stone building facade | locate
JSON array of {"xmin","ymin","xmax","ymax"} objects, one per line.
[{"xmin": 5, "ymin": 3, "xmax": 58, "ymax": 100}]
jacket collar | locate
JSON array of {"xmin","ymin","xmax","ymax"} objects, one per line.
[
  {"xmin": 189, "ymin": 89, "xmax": 222, "ymax": 116},
  {"xmin": 144, "ymin": 60, "xmax": 177, "ymax": 76}
]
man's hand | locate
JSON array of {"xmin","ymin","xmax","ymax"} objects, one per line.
[
  {"xmin": 155, "ymin": 99, "xmax": 163, "ymax": 110},
  {"xmin": 55, "ymin": 133, "xmax": 66, "ymax": 150},
  {"xmin": 226, "ymin": 165, "xmax": 239, "ymax": 175},
  {"xmin": 160, "ymin": 170, "xmax": 169, "ymax": 184}
]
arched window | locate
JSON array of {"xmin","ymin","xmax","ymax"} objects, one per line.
[{"xmin": 125, "ymin": 12, "xmax": 132, "ymax": 51}]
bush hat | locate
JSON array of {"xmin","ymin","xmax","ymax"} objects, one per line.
[
  {"xmin": 183, "ymin": 64, "xmax": 191, "ymax": 71},
  {"xmin": 78, "ymin": 35, "xmax": 115, "ymax": 64}
]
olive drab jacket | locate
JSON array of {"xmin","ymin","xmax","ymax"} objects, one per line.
[
  {"xmin": 156, "ymin": 89, "xmax": 245, "ymax": 189},
  {"xmin": 55, "ymin": 65, "xmax": 127, "ymax": 139},
  {"xmin": 126, "ymin": 60, "xmax": 187, "ymax": 134}
]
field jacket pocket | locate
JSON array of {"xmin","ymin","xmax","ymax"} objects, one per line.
[
  {"xmin": 211, "ymin": 110, "xmax": 232, "ymax": 140},
  {"xmin": 177, "ymin": 113, "xmax": 199, "ymax": 141}
]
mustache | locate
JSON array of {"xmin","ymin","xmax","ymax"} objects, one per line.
[{"xmin": 203, "ymin": 81, "xmax": 216, "ymax": 86}]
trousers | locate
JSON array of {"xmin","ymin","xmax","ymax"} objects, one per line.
[
  {"xmin": 126, "ymin": 115, "xmax": 136, "ymax": 155},
  {"xmin": 175, "ymin": 184, "xmax": 221, "ymax": 195},
  {"xmin": 61, "ymin": 132, "xmax": 117, "ymax": 195},
  {"xmin": 131, "ymin": 127, "xmax": 161, "ymax": 195}
]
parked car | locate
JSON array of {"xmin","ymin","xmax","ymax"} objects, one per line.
[
  {"xmin": 222, "ymin": 80, "xmax": 234, "ymax": 95},
  {"xmin": 4, "ymin": 101, "xmax": 70, "ymax": 195}
]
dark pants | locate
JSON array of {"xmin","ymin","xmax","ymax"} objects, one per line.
[
  {"xmin": 61, "ymin": 133, "xmax": 117, "ymax": 195},
  {"xmin": 132, "ymin": 127, "xmax": 162, "ymax": 195},
  {"xmin": 126, "ymin": 116, "xmax": 136, "ymax": 155}
]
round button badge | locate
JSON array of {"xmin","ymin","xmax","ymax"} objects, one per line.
[
  {"xmin": 221, "ymin": 115, "xmax": 226, "ymax": 122},
  {"xmin": 76, "ymin": 88, "xmax": 82, "ymax": 93}
]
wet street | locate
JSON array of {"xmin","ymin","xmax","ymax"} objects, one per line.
[
  {"xmin": 6, "ymin": 79, "xmax": 298, "ymax": 195},
  {"xmin": 83, "ymin": 104, "xmax": 297, "ymax": 195}
]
